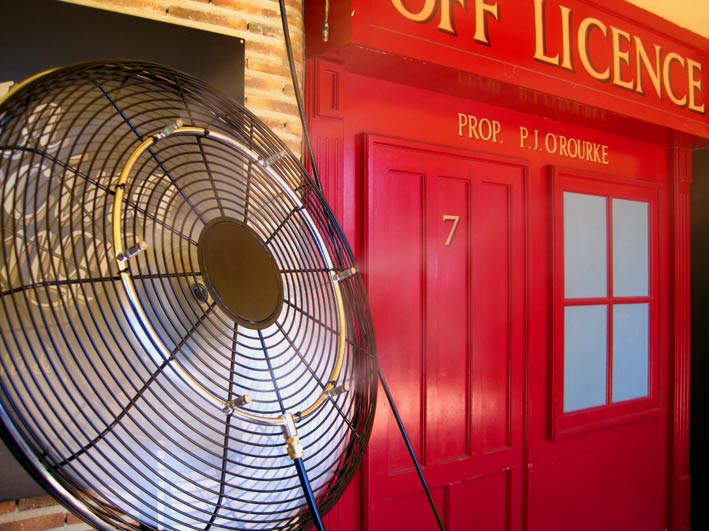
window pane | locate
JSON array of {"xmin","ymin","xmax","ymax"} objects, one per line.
[
  {"xmin": 612, "ymin": 199, "xmax": 649, "ymax": 297},
  {"xmin": 564, "ymin": 305, "xmax": 608, "ymax": 412},
  {"xmin": 612, "ymin": 303, "xmax": 649, "ymax": 402},
  {"xmin": 564, "ymin": 192, "xmax": 607, "ymax": 298}
]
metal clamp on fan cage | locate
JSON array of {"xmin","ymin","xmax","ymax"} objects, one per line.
[{"xmin": 111, "ymin": 120, "xmax": 348, "ymax": 427}]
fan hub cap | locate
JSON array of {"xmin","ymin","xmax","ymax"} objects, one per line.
[{"xmin": 197, "ymin": 217, "xmax": 283, "ymax": 329}]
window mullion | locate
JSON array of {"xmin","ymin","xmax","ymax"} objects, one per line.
[
  {"xmin": 606, "ymin": 196, "xmax": 614, "ymax": 406},
  {"xmin": 563, "ymin": 296, "xmax": 651, "ymax": 306}
]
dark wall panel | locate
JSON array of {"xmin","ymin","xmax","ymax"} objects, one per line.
[
  {"xmin": 0, "ymin": 0, "xmax": 244, "ymax": 501},
  {"xmin": 0, "ymin": 0, "xmax": 244, "ymax": 103}
]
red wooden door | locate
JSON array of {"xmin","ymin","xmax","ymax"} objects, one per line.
[{"xmin": 363, "ymin": 136, "xmax": 525, "ymax": 531}]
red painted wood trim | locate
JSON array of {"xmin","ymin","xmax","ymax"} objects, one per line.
[
  {"xmin": 305, "ymin": 58, "xmax": 347, "ymax": 234},
  {"xmin": 669, "ymin": 145, "xmax": 692, "ymax": 531},
  {"xmin": 305, "ymin": 58, "xmax": 355, "ymax": 531}
]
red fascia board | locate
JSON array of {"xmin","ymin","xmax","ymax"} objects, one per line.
[{"xmin": 305, "ymin": 0, "xmax": 709, "ymax": 140}]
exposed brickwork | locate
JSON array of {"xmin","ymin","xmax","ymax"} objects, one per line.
[
  {"xmin": 0, "ymin": 500, "xmax": 77, "ymax": 531},
  {"xmin": 0, "ymin": 497, "xmax": 105, "ymax": 530},
  {"xmin": 67, "ymin": 0, "xmax": 305, "ymax": 153},
  {"xmin": 0, "ymin": 512, "xmax": 65, "ymax": 531},
  {"xmin": 0, "ymin": 4, "xmax": 305, "ymax": 528},
  {"xmin": 15, "ymin": 498, "xmax": 56, "ymax": 513},
  {"xmin": 62, "ymin": 513, "xmax": 85, "ymax": 526}
]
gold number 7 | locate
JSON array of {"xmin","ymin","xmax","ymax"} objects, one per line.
[{"xmin": 442, "ymin": 214, "xmax": 461, "ymax": 247}]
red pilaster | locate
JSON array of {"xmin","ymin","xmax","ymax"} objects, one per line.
[
  {"xmin": 669, "ymin": 144, "xmax": 692, "ymax": 531},
  {"xmin": 305, "ymin": 59, "xmax": 345, "ymax": 219},
  {"xmin": 305, "ymin": 57, "xmax": 359, "ymax": 531}
]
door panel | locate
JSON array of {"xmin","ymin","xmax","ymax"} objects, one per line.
[
  {"xmin": 369, "ymin": 168, "xmax": 425, "ymax": 476},
  {"xmin": 448, "ymin": 471, "xmax": 510, "ymax": 531},
  {"xmin": 472, "ymin": 181, "xmax": 512, "ymax": 454},
  {"xmin": 425, "ymin": 175, "xmax": 470, "ymax": 464},
  {"xmin": 364, "ymin": 136, "xmax": 525, "ymax": 531}
]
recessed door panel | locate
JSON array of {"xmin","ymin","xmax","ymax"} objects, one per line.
[
  {"xmin": 388, "ymin": 489, "xmax": 446, "ymax": 530},
  {"xmin": 448, "ymin": 470, "xmax": 510, "ymax": 531},
  {"xmin": 366, "ymin": 168, "xmax": 425, "ymax": 475},
  {"xmin": 472, "ymin": 181, "xmax": 513, "ymax": 453},
  {"xmin": 425, "ymin": 175, "xmax": 471, "ymax": 464}
]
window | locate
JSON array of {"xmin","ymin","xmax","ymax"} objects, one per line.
[{"xmin": 553, "ymin": 172, "xmax": 659, "ymax": 436}]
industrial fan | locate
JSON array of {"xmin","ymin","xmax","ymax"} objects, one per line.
[{"xmin": 0, "ymin": 60, "xmax": 378, "ymax": 531}]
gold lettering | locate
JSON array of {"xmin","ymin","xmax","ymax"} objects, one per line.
[
  {"xmin": 687, "ymin": 59, "xmax": 705, "ymax": 114},
  {"xmin": 402, "ymin": 0, "xmax": 702, "ymax": 116},
  {"xmin": 468, "ymin": 114, "xmax": 480, "ymax": 139},
  {"xmin": 611, "ymin": 27, "xmax": 634, "ymax": 90},
  {"xmin": 545, "ymin": 133, "xmax": 558, "ymax": 153},
  {"xmin": 635, "ymin": 38, "xmax": 662, "ymax": 97},
  {"xmin": 578, "ymin": 18, "xmax": 610, "ymax": 81},
  {"xmin": 493, "ymin": 120, "xmax": 502, "ymax": 141},
  {"xmin": 534, "ymin": 0, "xmax": 559, "ymax": 66},
  {"xmin": 458, "ymin": 113, "xmax": 468, "ymax": 136},
  {"xmin": 520, "ymin": 126, "xmax": 529, "ymax": 148},
  {"xmin": 391, "ymin": 0, "xmax": 437, "ymax": 23},
  {"xmin": 392, "ymin": 0, "xmax": 466, "ymax": 34},
  {"xmin": 443, "ymin": 215, "xmax": 461, "ymax": 247},
  {"xmin": 458, "ymin": 113, "xmax": 501, "ymax": 142},
  {"xmin": 538, "ymin": 130, "xmax": 609, "ymax": 164},
  {"xmin": 568, "ymin": 137, "xmax": 579, "ymax": 158},
  {"xmin": 473, "ymin": 0, "xmax": 500, "ymax": 45},
  {"xmin": 479, "ymin": 118, "xmax": 491, "ymax": 139},
  {"xmin": 663, "ymin": 52, "xmax": 688, "ymax": 106},
  {"xmin": 560, "ymin": 6, "xmax": 573, "ymax": 71},
  {"xmin": 440, "ymin": 0, "xmax": 466, "ymax": 33}
]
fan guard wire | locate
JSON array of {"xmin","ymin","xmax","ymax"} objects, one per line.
[
  {"xmin": 0, "ymin": 61, "xmax": 377, "ymax": 531},
  {"xmin": 112, "ymin": 122, "xmax": 347, "ymax": 423}
]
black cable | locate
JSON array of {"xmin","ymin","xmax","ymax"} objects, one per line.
[
  {"xmin": 278, "ymin": 0, "xmax": 323, "ymax": 191},
  {"xmin": 378, "ymin": 367, "xmax": 447, "ymax": 531},
  {"xmin": 294, "ymin": 457, "xmax": 327, "ymax": 531}
]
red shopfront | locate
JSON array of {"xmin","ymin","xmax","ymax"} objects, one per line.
[{"xmin": 303, "ymin": 1, "xmax": 707, "ymax": 530}]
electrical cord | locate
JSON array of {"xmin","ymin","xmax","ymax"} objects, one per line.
[{"xmin": 278, "ymin": 0, "xmax": 322, "ymax": 191}]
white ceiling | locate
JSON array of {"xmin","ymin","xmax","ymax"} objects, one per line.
[{"xmin": 626, "ymin": 0, "xmax": 709, "ymax": 38}]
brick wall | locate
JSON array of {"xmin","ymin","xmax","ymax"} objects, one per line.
[
  {"xmin": 0, "ymin": 1, "xmax": 305, "ymax": 530},
  {"xmin": 67, "ymin": 0, "xmax": 306, "ymax": 154},
  {"xmin": 0, "ymin": 496, "xmax": 92, "ymax": 531}
]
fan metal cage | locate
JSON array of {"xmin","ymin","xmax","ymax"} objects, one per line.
[{"xmin": 0, "ymin": 61, "xmax": 377, "ymax": 531}]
